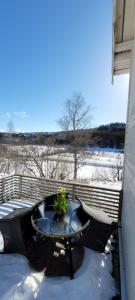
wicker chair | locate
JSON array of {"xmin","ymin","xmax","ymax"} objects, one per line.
[
  {"xmin": 81, "ymin": 204, "xmax": 117, "ymax": 252},
  {"xmin": 0, "ymin": 206, "xmax": 36, "ymax": 254}
]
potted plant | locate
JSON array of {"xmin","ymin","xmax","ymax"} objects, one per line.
[{"xmin": 53, "ymin": 187, "xmax": 69, "ymax": 216}]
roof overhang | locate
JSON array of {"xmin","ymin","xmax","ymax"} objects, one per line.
[{"xmin": 112, "ymin": 0, "xmax": 135, "ymax": 75}]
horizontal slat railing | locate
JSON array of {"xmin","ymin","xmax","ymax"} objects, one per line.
[
  {"xmin": 0, "ymin": 174, "xmax": 122, "ymax": 221},
  {"xmin": 0, "ymin": 175, "xmax": 15, "ymax": 202},
  {"xmin": 8, "ymin": 174, "xmax": 122, "ymax": 221}
]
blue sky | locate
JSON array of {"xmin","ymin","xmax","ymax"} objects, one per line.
[{"xmin": 0, "ymin": 0, "xmax": 129, "ymax": 132}]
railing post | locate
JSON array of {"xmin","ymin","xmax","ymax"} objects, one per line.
[
  {"xmin": 2, "ymin": 177, "xmax": 5, "ymax": 202},
  {"xmin": 19, "ymin": 175, "xmax": 22, "ymax": 199},
  {"xmin": 118, "ymin": 190, "xmax": 123, "ymax": 221},
  {"xmin": 72, "ymin": 183, "xmax": 76, "ymax": 199}
]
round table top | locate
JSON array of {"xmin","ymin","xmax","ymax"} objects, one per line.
[{"xmin": 31, "ymin": 197, "xmax": 90, "ymax": 238}]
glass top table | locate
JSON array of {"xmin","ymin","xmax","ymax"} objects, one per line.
[
  {"xmin": 31, "ymin": 194, "xmax": 90, "ymax": 279},
  {"xmin": 31, "ymin": 196, "xmax": 90, "ymax": 238}
]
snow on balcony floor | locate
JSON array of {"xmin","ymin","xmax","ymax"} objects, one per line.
[{"xmin": 0, "ymin": 247, "xmax": 116, "ymax": 300}]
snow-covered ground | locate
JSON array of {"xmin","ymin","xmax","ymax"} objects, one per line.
[
  {"xmin": 1, "ymin": 145, "xmax": 123, "ymax": 188},
  {"xmin": 44, "ymin": 150, "xmax": 123, "ymax": 188},
  {"xmin": 47, "ymin": 151, "xmax": 123, "ymax": 168},
  {"xmin": 0, "ymin": 200, "xmax": 117, "ymax": 300},
  {"xmin": 0, "ymin": 149, "xmax": 119, "ymax": 299},
  {"xmin": 0, "ymin": 247, "xmax": 116, "ymax": 300}
]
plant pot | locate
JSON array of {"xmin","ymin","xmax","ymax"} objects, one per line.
[{"xmin": 55, "ymin": 210, "xmax": 65, "ymax": 216}]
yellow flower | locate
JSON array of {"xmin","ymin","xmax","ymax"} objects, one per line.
[
  {"xmin": 58, "ymin": 187, "xmax": 65, "ymax": 193},
  {"xmin": 54, "ymin": 187, "xmax": 68, "ymax": 213}
]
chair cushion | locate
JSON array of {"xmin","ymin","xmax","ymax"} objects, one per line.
[{"xmin": 82, "ymin": 203, "xmax": 113, "ymax": 224}]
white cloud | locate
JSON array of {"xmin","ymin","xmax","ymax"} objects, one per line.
[
  {"xmin": 1, "ymin": 112, "xmax": 11, "ymax": 118},
  {"xmin": 14, "ymin": 111, "xmax": 28, "ymax": 118},
  {"xmin": 5, "ymin": 112, "xmax": 10, "ymax": 117}
]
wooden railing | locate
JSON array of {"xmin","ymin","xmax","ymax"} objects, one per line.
[
  {"xmin": 0, "ymin": 175, "xmax": 15, "ymax": 202},
  {"xmin": 0, "ymin": 174, "xmax": 122, "ymax": 221}
]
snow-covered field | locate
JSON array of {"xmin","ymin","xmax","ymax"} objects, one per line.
[
  {"xmin": 0, "ymin": 145, "xmax": 123, "ymax": 191},
  {"xmin": 0, "ymin": 247, "xmax": 116, "ymax": 300},
  {"xmin": 5, "ymin": 145, "xmax": 123, "ymax": 187}
]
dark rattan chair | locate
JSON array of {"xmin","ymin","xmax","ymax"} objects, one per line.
[
  {"xmin": 0, "ymin": 206, "xmax": 36, "ymax": 254},
  {"xmin": 81, "ymin": 204, "xmax": 118, "ymax": 253}
]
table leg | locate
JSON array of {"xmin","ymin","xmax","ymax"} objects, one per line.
[{"xmin": 67, "ymin": 237, "xmax": 74, "ymax": 280}]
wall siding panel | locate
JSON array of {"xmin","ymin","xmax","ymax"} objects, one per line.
[{"xmin": 122, "ymin": 36, "xmax": 135, "ymax": 300}]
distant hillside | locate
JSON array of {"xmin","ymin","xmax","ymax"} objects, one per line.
[
  {"xmin": 0, "ymin": 122, "xmax": 126, "ymax": 149},
  {"xmin": 92, "ymin": 122, "xmax": 125, "ymax": 148}
]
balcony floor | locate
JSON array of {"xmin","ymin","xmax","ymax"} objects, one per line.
[{"xmin": 0, "ymin": 246, "xmax": 116, "ymax": 300}]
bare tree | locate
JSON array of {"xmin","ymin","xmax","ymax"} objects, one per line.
[
  {"xmin": 7, "ymin": 144, "xmax": 70, "ymax": 180},
  {"xmin": 0, "ymin": 144, "xmax": 17, "ymax": 174},
  {"xmin": 92, "ymin": 153, "xmax": 123, "ymax": 183},
  {"xmin": 58, "ymin": 92, "xmax": 93, "ymax": 180}
]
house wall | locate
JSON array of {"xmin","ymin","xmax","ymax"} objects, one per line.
[{"xmin": 122, "ymin": 36, "xmax": 135, "ymax": 300}]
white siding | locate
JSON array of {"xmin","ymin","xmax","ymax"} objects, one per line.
[
  {"xmin": 112, "ymin": 0, "xmax": 135, "ymax": 75},
  {"xmin": 122, "ymin": 36, "xmax": 135, "ymax": 300}
]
